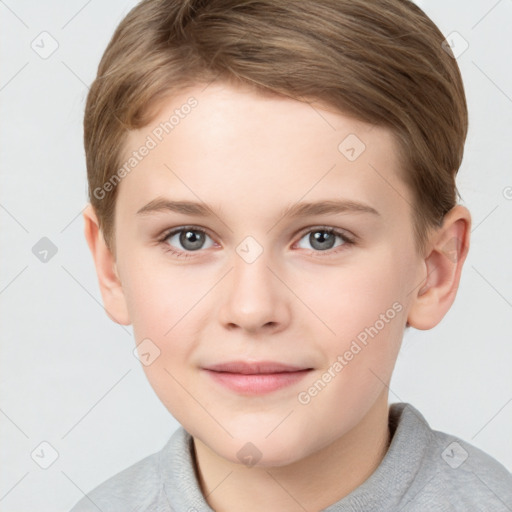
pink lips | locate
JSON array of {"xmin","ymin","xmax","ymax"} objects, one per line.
[{"xmin": 202, "ymin": 361, "xmax": 313, "ymax": 395}]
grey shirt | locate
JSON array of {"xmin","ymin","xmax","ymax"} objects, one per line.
[{"xmin": 69, "ymin": 402, "xmax": 512, "ymax": 511}]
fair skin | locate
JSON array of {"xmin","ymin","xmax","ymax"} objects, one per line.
[{"xmin": 84, "ymin": 81, "xmax": 471, "ymax": 511}]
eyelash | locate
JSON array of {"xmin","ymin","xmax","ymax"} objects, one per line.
[{"xmin": 157, "ymin": 226, "xmax": 355, "ymax": 259}]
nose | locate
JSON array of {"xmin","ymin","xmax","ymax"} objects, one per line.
[{"xmin": 218, "ymin": 250, "xmax": 291, "ymax": 335}]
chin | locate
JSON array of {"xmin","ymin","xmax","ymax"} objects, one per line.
[{"xmin": 206, "ymin": 430, "xmax": 314, "ymax": 469}]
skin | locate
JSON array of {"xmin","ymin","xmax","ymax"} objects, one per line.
[{"xmin": 84, "ymin": 81, "xmax": 471, "ymax": 511}]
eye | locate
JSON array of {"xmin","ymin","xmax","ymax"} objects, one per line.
[
  {"xmin": 295, "ymin": 227, "xmax": 353, "ymax": 255},
  {"xmin": 160, "ymin": 227, "xmax": 215, "ymax": 256},
  {"xmin": 158, "ymin": 225, "xmax": 354, "ymax": 258}
]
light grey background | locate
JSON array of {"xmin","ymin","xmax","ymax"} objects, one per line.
[{"xmin": 1, "ymin": 1, "xmax": 511, "ymax": 510}]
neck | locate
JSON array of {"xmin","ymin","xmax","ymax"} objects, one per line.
[{"xmin": 192, "ymin": 392, "xmax": 391, "ymax": 512}]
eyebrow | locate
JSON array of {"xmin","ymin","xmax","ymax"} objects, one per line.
[{"xmin": 136, "ymin": 198, "xmax": 380, "ymax": 218}]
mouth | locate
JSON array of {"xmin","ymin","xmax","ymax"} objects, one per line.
[{"xmin": 202, "ymin": 361, "xmax": 313, "ymax": 395}]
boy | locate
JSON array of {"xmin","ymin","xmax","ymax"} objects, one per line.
[{"xmin": 71, "ymin": 0, "xmax": 512, "ymax": 510}]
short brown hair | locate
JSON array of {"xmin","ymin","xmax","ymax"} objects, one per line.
[{"xmin": 84, "ymin": 0, "xmax": 468, "ymax": 255}]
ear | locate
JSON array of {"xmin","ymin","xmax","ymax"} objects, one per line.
[
  {"xmin": 407, "ymin": 205, "xmax": 471, "ymax": 330},
  {"xmin": 83, "ymin": 204, "xmax": 131, "ymax": 325}
]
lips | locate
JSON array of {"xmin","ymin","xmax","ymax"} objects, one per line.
[
  {"xmin": 203, "ymin": 361, "xmax": 311, "ymax": 374},
  {"xmin": 202, "ymin": 361, "xmax": 313, "ymax": 394}
]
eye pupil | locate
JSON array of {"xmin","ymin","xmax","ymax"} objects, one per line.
[
  {"xmin": 180, "ymin": 229, "xmax": 205, "ymax": 250},
  {"xmin": 310, "ymin": 230, "xmax": 335, "ymax": 250}
]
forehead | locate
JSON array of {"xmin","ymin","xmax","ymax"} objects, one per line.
[{"xmin": 117, "ymin": 82, "xmax": 411, "ymax": 224}]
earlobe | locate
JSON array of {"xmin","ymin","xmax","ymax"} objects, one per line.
[
  {"xmin": 407, "ymin": 205, "xmax": 471, "ymax": 330},
  {"xmin": 83, "ymin": 204, "xmax": 131, "ymax": 325}
]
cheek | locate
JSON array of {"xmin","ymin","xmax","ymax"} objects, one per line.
[
  {"xmin": 293, "ymin": 260, "xmax": 406, "ymax": 439},
  {"xmin": 125, "ymin": 268, "xmax": 199, "ymax": 417},
  {"xmin": 293, "ymin": 251, "xmax": 408, "ymax": 408},
  {"xmin": 122, "ymin": 259, "xmax": 209, "ymax": 386},
  {"xmin": 122, "ymin": 256, "xmax": 203, "ymax": 337},
  {"xmin": 300, "ymin": 252, "xmax": 407, "ymax": 346}
]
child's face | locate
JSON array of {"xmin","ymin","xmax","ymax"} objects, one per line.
[{"xmin": 110, "ymin": 82, "xmax": 425, "ymax": 466}]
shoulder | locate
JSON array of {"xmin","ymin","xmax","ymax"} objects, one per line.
[
  {"xmin": 68, "ymin": 432, "xmax": 179, "ymax": 512},
  {"xmin": 394, "ymin": 403, "xmax": 512, "ymax": 511}
]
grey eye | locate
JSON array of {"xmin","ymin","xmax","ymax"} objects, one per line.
[
  {"xmin": 165, "ymin": 229, "xmax": 214, "ymax": 251},
  {"xmin": 296, "ymin": 229, "xmax": 346, "ymax": 251}
]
